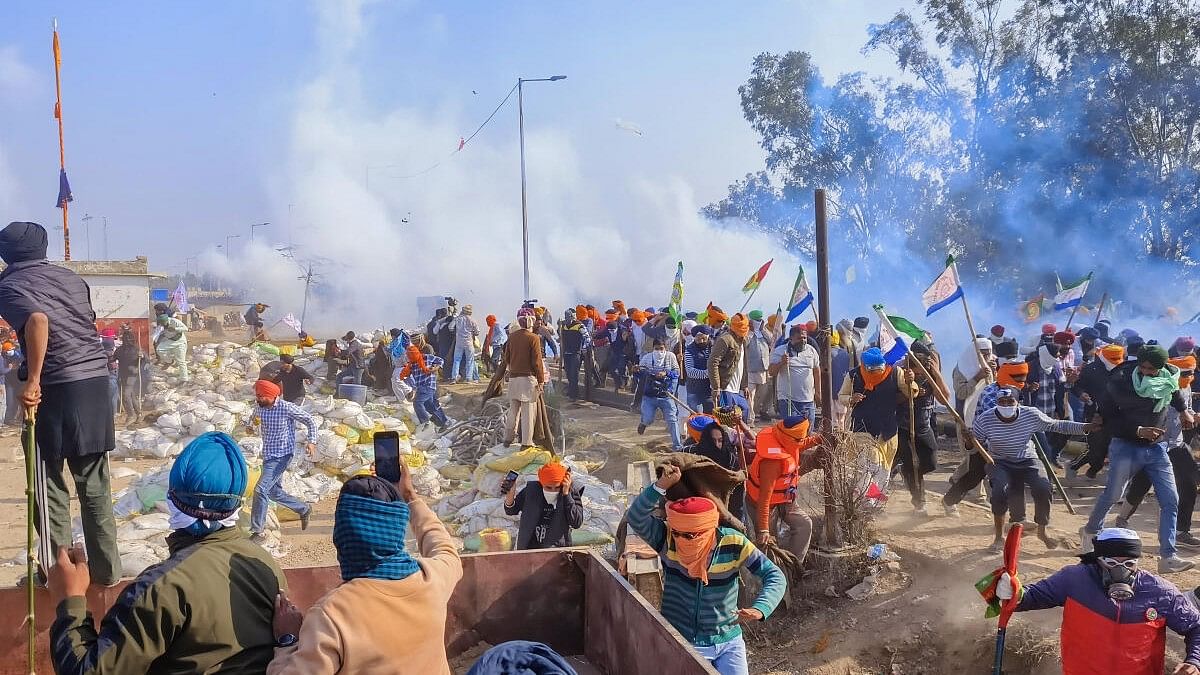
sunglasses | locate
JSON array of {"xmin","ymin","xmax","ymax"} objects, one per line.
[
  {"xmin": 674, "ymin": 531, "xmax": 705, "ymax": 540},
  {"xmin": 1098, "ymin": 557, "xmax": 1138, "ymax": 571}
]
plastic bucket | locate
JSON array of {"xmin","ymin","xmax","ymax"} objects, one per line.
[{"xmin": 337, "ymin": 383, "xmax": 368, "ymax": 405}]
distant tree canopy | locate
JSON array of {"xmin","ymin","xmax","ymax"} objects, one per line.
[{"xmin": 706, "ymin": 0, "xmax": 1200, "ymax": 302}]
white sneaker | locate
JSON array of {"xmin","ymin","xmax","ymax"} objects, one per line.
[
  {"xmin": 944, "ymin": 504, "xmax": 960, "ymax": 517},
  {"xmin": 1159, "ymin": 556, "xmax": 1196, "ymax": 574},
  {"xmin": 1080, "ymin": 526, "xmax": 1097, "ymax": 554},
  {"xmin": 914, "ymin": 505, "xmax": 928, "ymax": 516}
]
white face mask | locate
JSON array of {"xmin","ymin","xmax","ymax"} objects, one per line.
[
  {"xmin": 542, "ymin": 490, "xmax": 560, "ymax": 505},
  {"xmin": 996, "ymin": 405, "xmax": 1018, "ymax": 418}
]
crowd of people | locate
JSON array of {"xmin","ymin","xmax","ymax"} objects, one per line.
[{"xmin": 6, "ymin": 214, "xmax": 1200, "ymax": 672}]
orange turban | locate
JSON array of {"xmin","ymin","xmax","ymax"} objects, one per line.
[
  {"xmin": 1100, "ymin": 344, "xmax": 1126, "ymax": 368},
  {"xmin": 486, "ymin": 315, "xmax": 497, "ymax": 327},
  {"xmin": 804, "ymin": 320, "xmax": 818, "ymax": 333},
  {"xmin": 1170, "ymin": 355, "xmax": 1197, "ymax": 389},
  {"xmin": 706, "ymin": 304, "xmax": 728, "ymax": 327},
  {"xmin": 535, "ymin": 307, "xmax": 546, "ymax": 317},
  {"xmin": 589, "ymin": 308, "xmax": 600, "ymax": 322},
  {"xmin": 765, "ymin": 314, "xmax": 781, "ymax": 331},
  {"xmin": 575, "ymin": 305, "xmax": 588, "ymax": 319},
  {"xmin": 613, "ymin": 301, "xmax": 626, "ymax": 317},
  {"xmin": 631, "ymin": 309, "xmax": 647, "ymax": 326},
  {"xmin": 254, "ymin": 379, "xmax": 281, "ymax": 399},
  {"xmin": 538, "ymin": 461, "xmax": 568, "ymax": 485},
  {"xmin": 666, "ymin": 497, "xmax": 719, "ymax": 585},
  {"xmin": 729, "ymin": 313, "xmax": 750, "ymax": 337},
  {"xmin": 997, "ymin": 361, "xmax": 1030, "ymax": 389}
]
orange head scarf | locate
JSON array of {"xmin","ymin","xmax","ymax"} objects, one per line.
[
  {"xmin": 997, "ymin": 361, "xmax": 1030, "ymax": 389},
  {"xmin": 666, "ymin": 497, "xmax": 720, "ymax": 585},
  {"xmin": 399, "ymin": 345, "xmax": 431, "ymax": 379},
  {"xmin": 631, "ymin": 309, "xmax": 647, "ymax": 326},
  {"xmin": 858, "ymin": 364, "xmax": 894, "ymax": 391},
  {"xmin": 538, "ymin": 461, "xmax": 568, "ymax": 485},
  {"xmin": 588, "ymin": 307, "xmax": 600, "ymax": 323},
  {"xmin": 574, "ymin": 305, "xmax": 588, "ymax": 320},
  {"xmin": 765, "ymin": 314, "xmax": 781, "ymax": 332},
  {"xmin": 1170, "ymin": 355, "xmax": 1197, "ymax": 389},
  {"xmin": 706, "ymin": 303, "xmax": 728, "ymax": 327},
  {"xmin": 485, "ymin": 315, "xmax": 497, "ymax": 327},
  {"xmin": 774, "ymin": 417, "xmax": 811, "ymax": 451},
  {"xmin": 613, "ymin": 301, "xmax": 626, "ymax": 317},
  {"xmin": 1099, "ymin": 344, "xmax": 1126, "ymax": 368},
  {"xmin": 729, "ymin": 313, "xmax": 750, "ymax": 338},
  {"xmin": 254, "ymin": 379, "xmax": 281, "ymax": 399}
]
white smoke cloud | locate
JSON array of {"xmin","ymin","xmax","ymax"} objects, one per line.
[{"xmin": 210, "ymin": 0, "xmax": 805, "ymax": 336}]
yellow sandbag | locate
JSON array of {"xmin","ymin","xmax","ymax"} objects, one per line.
[
  {"xmin": 478, "ymin": 528, "xmax": 512, "ymax": 553},
  {"xmin": 403, "ymin": 452, "xmax": 427, "ymax": 468},
  {"xmin": 279, "ymin": 345, "xmax": 296, "ymax": 356},
  {"xmin": 276, "ymin": 506, "xmax": 301, "ymax": 523},
  {"xmin": 333, "ymin": 424, "xmax": 359, "ymax": 441},
  {"xmin": 243, "ymin": 466, "xmax": 263, "ymax": 502},
  {"xmin": 485, "ymin": 447, "xmax": 552, "ymax": 473},
  {"xmin": 358, "ymin": 421, "xmax": 385, "ymax": 444},
  {"xmin": 439, "ymin": 464, "xmax": 473, "ymax": 481}
]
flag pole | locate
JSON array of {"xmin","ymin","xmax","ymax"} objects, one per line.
[
  {"xmin": 737, "ymin": 286, "xmax": 760, "ymax": 315},
  {"xmin": 1092, "ymin": 292, "xmax": 1109, "ymax": 327},
  {"xmin": 1063, "ymin": 272, "xmax": 1093, "ymax": 331},
  {"xmin": 53, "ymin": 19, "xmax": 72, "ymax": 260},
  {"xmin": 953, "ymin": 262, "xmax": 992, "ymax": 383}
]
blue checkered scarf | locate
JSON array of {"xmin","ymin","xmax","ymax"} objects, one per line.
[{"xmin": 333, "ymin": 493, "xmax": 421, "ymax": 582}]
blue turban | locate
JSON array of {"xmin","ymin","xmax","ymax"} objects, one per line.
[
  {"xmin": 466, "ymin": 641, "xmax": 578, "ymax": 675},
  {"xmin": 334, "ymin": 491, "xmax": 420, "ymax": 582},
  {"xmin": 690, "ymin": 324, "xmax": 713, "ymax": 337},
  {"xmin": 168, "ymin": 432, "xmax": 248, "ymax": 534},
  {"xmin": 861, "ymin": 347, "xmax": 886, "ymax": 368}
]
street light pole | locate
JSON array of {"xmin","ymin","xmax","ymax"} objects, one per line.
[
  {"xmin": 80, "ymin": 213, "xmax": 92, "ymax": 260},
  {"xmin": 249, "ymin": 222, "xmax": 268, "ymax": 242},
  {"xmin": 225, "ymin": 234, "xmax": 240, "ymax": 257},
  {"xmin": 517, "ymin": 75, "xmax": 566, "ymax": 300},
  {"xmin": 102, "ymin": 216, "xmax": 108, "ymax": 259}
]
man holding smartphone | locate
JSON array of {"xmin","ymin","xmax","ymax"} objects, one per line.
[
  {"xmin": 249, "ymin": 379, "xmax": 317, "ymax": 545},
  {"xmin": 1082, "ymin": 345, "xmax": 1198, "ymax": 573}
]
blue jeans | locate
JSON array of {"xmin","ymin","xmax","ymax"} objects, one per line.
[
  {"xmin": 686, "ymin": 389, "xmax": 713, "ymax": 414},
  {"xmin": 251, "ymin": 454, "xmax": 309, "ymax": 534},
  {"xmin": 1085, "ymin": 437, "xmax": 1178, "ymax": 557},
  {"xmin": 563, "ymin": 353, "xmax": 581, "ymax": 399},
  {"xmin": 108, "ymin": 373, "xmax": 119, "ymax": 414},
  {"xmin": 718, "ymin": 391, "xmax": 751, "ymax": 423},
  {"xmin": 413, "ymin": 388, "xmax": 449, "ymax": 427},
  {"xmin": 777, "ymin": 400, "xmax": 815, "ymax": 424},
  {"xmin": 451, "ymin": 346, "xmax": 478, "ymax": 381},
  {"xmin": 640, "ymin": 396, "xmax": 681, "ymax": 449},
  {"xmin": 693, "ymin": 635, "xmax": 748, "ymax": 675}
]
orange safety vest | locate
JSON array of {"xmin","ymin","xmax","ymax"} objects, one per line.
[{"xmin": 747, "ymin": 426, "xmax": 804, "ymax": 506}]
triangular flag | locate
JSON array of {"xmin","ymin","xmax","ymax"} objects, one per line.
[
  {"xmin": 922, "ymin": 257, "xmax": 963, "ymax": 316},
  {"xmin": 785, "ymin": 266, "xmax": 814, "ymax": 323},
  {"xmin": 742, "ymin": 259, "xmax": 773, "ymax": 293}
]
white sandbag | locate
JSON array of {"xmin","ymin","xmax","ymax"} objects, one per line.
[
  {"xmin": 155, "ymin": 412, "xmax": 182, "ymax": 430},
  {"xmin": 120, "ymin": 546, "xmax": 164, "ymax": 577},
  {"xmin": 132, "ymin": 512, "xmax": 171, "ymax": 531},
  {"xmin": 239, "ymin": 437, "xmax": 263, "ymax": 458},
  {"xmin": 411, "ymin": 465, "xmax": 442, "ymax": 499},
  {"xmin": 110, "ymin": 467, "xmax": 141, "ymax": 480},
  {"xmin": 188, "ymin": 421, "xmax": 216, "ymax": 436},
  {"xmin": 112, "ymin": 490, "xmax": 144, "ymax": 519},
  {"xmin": 179, "ymin": 412, "xmax": 196, "ymax": 428},
  {"xmin": 455, "ymin": 498, "xmax": 506, "ymax": 521}
]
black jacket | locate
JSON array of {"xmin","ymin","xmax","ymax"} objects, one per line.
[
  {"xmin": 505, "ymin": 481, "xmax": 584, "ymax": 550},
  {"xmin": 1073, "ymin": 358, "xmax": 1112, "ymax": 418},
  {"xmin": 1100, "ymin": 361, "xmax": 1187, "ymax": 443}
]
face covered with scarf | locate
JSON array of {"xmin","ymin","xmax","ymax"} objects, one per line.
[
  {"xmin": 333, "ymin": 475, "xmax": 421, "ymax": 582},
  {"xmin": 728, "ymin": 313, "xmax": 750, "ymax": 338},
  {"xmin": 1134, "ymin": 345, "xmax": 1180, "ymax": 412},
  {"xmin": 666, "ymin": 497, "xmax": 720, "ymax": 585},
  {"xmin": 1170, "ymin": 354, "xmax": 1197, "ymax": 389},
  {"xmin": 997, "ymin": 361, "xmax": 1030, "ymax": 389},
  {"xmin": 167, "ymin": 432, "xmax": 248, "ymax": 536},
  {"xmin": 858, "ymin": 347, "xmax": 892, "ymax": 391}
]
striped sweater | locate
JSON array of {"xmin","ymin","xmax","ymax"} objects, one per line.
[
  {"xmin": 626, "ymin": 485, "xmax": 786, "ymax": 647},
  {"xmin": 971, "ymin": 406, "xmax": 1087, "ymax": 462}
]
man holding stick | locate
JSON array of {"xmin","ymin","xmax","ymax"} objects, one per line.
[{"xmin": 0, "ymin": 221, "xmax": 120, "ymax": 585}]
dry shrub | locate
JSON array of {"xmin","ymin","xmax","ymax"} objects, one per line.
[{"xmin": 803, "ymin": 429, "xmax": 886, "ymax": 547}]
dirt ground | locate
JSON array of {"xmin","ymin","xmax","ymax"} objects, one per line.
[{"xmin": 3, "ymin": 389, "xmax": 1200, "ymax": 672}]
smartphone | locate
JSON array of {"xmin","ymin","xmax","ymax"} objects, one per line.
[
  {"xmin": 499, "ymin": 470, "xmax": 519, "ymax": 496},
  {"xmin": 373, "ymin": 431, "xmax": 402, "ymax": 483}
]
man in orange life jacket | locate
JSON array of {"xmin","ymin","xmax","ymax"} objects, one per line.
[
  {"xmin": 746, "ymin": 417, "xmax": 825, "ymax": 563},
  {"xmin": 999, "ymin": 528, "xmax": 1200, "ymax": 675}
]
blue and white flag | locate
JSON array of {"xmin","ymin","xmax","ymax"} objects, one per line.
[
  {"xmin": 873, "ymin": 305, "xmax": 911, "ymax": 366},
  {"xmin": 1054, "ymin": 273, "xmax": 1092, "ymax": 311},
  {"xmin": 785, "ymin": 266, "xmax": 814, "ymax": 322},
  {"xmin": 922, "ymin": 257, "xmax": 963, "ymax": 316}
]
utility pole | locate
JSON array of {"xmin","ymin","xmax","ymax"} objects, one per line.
[
  {"xmin": 80, "ymin": 213, "xmax": 92, "ymax": 260},
  {"xmin": 102, "ymin": 216, "xmax": 108, "ymax": 259},
  {"xmin": 298, "ymin": 261, "xmax": 315, "ymax": 328},
  {"xmin": 815, "ymin": 188, "xmax": 841, "ymax": 549}
]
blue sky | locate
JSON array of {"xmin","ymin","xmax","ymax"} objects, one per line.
[{"xmin": 0, "ymin": 1, "xmax": 919, "ymax": 325}]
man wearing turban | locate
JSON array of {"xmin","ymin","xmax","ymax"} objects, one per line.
[
  {"xmin": 1068, "ymin": 343, "xmax": 1125, "ymax": 479},
  {"xmin": 504, "ymin": 461, "xmax": 583, "ymax": 550},
  {"xmin": 626, "ymin": 464, "xmax": 785, "ymax": 675},
  {"xmin": 709, "ymin": 313, "xmax": 752, "ymax": 423},
  {"xmin": 837, "ymin": 347, "xmax": 917, "ymax": 496},
  {"xmin": 48, "ymin": 433, "xmax": 287, "ymax": 673},
  {"xmin": 0, "ymin": 222, "xmax": 121, "ymax": 584},
  {"xmin": 267, "ymin": 471, "xmax": 463, "ymax": 674},
  {"xmin": 1082, "ymin": 345, "xmax": 1198, "ymax": 574},
  {"xmin": 249, "ymin": 379, "xmax": 318, "ymax": 544}
]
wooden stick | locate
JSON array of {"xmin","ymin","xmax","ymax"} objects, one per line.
[
  {"xmin": 1092, "ymin": 292, "xmax": 1109, "ymax": 327},
  {"xmin": 905, "ymin": 353, "xmax": 994, "ymax": 464},
  {"xmin": 905, "ymin": 366, "xmax": 923, "ymax": 502},
  {"xmin": 1032, "ymin": 432, "xmax": 1076, "ymax": 514},
  {"xmin": 956, "ymin": 268, "xmax": 993, "ymax": 384}
]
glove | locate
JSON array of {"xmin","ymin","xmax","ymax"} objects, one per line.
[{"xmin": 996, "ymin": 573, "xmax": 1014, "ymax": 601}]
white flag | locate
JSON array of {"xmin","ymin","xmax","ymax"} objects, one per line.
[
  {"xmin": 281, "ymin": 313, "xmax": 302, "ymax": 333},
  {"xmin": 921, "ymin": 263, "xmax": 963, "ymax": 316}
]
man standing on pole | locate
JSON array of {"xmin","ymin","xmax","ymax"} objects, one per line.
[{"xmin": 0, "ymin": 221, "xmax": 120, "ymax": 584}]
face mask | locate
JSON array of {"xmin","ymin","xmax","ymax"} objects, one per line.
[
  {"xmin": 996, "ymin": 405, "xmax": 1018, "ymax": 418},
  {"xmin": 542, "ymin": 490, "xmax": 560, "ymax": 505},
  {"xmin": 1099, "ymin": 561, "xmax": 1137, "ymax": 601}
]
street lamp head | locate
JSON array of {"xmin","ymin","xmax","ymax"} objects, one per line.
[{"xmin": 549, "ymin": 75, "xmax": 567, "ymax": 81}]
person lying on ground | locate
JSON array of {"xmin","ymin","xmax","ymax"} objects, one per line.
[
  {"xmin": 267, "ymin": 470, "xmax": 463, "ymax": 675},
  {"xmin": 965, "ymin": 387, "xmax": 1096, "ymax": 552},
  {"xmin": 505, "ymin": 461, "xmax": 584, "ymax": 550},
  {"xmin": 996, "ymin": 528, "xmax": 1200, "ymax": 675},
  {"xmin": 626, "ymin": 465, "xmax": 785, "ymax": 675},
  {"xmin": 48, "ymin": 432, "xmax": 286, "ymax": 674}
]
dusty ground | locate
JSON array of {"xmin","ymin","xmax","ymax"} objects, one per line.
[{"xmin": 3, "ymin": 387, "xmax": 1199, "ymax": 673}]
